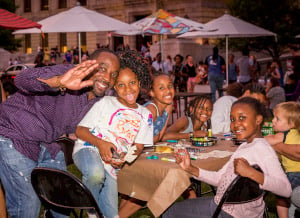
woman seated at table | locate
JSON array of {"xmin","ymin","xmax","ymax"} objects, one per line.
[
  {"xmin": 119, "ymin": 73, "xmax": 175, "ymax": 217},
  {"xmin": 162, "ymin": 95, "xmax": 213, "ymax": 141}
]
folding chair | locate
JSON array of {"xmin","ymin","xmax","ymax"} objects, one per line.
[
  {"xmin": 56, "ymin": 137, "xmax": 75, "ymax": 166},
  {"xmin": 190, "ymin": 178, "xmax": 216, "ymax": 197},
  {"xmin": 212, "ymin": 165, "xmax": 268, "ymax": 218},
  {"xmin": 31, "ymin": 167, "xmax": 103, "ymax": 218}
]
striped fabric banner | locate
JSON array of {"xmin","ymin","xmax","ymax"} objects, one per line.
[{"xmin": 0, "ymin": 9, "xmax": 41, "ymax": 30}]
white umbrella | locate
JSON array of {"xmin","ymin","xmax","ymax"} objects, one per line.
[
  {"xmin": 178, "ymin": 13, "xmax": 277, "ymax": 85},
  {"xmin": 114, "ymin": 9, "xmax": 207, "ymax": 59},
  {"xmin": 13, "ymin": 5, "xmax": 132, "ymax": 63}
]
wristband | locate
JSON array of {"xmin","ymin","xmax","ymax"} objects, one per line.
[{"xmin": 56, "ymin": 76, "xmax": 67, "ymax": 94}]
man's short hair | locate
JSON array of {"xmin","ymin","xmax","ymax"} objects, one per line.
[{"xmin": 88, "ymin": 48, "xmax": 118, "ymax": 61}]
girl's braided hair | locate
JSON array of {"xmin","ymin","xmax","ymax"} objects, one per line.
[
  {"xmin": 116, "ymin": 49, "xmax": 152, "ymax": 91},
  {"xmin": 187, "ymin": 95, "xmax": 212, "ymax": 128}
]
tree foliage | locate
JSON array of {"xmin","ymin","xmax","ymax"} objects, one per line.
[
  {"xmin": 224, "ymin": 0, "xmax": 300, "ymax": 58},
  {"xmin": 0, "ymin": 0, "xmax": 22, "ymax": 52}
]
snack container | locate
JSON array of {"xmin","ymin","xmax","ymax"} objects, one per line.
[{"xmin": 190, "ymin": 137, "xmax": 217, "ymax": 147}]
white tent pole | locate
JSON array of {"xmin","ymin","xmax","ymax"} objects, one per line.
[
  {"xmin": 160, "ymin": 34, "xmax": 163, "ymax": 62},
  {"xmin": 78, "ymin": 32, "xmax": 81, "ymax": 64},
  {"xmin": 225, "ymin": 35, "xmax": 229, "ymax": 86}
]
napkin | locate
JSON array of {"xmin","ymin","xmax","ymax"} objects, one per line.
[{"xmin": 124, "ymin": 145, "xmax": 138, "ymax": 163}]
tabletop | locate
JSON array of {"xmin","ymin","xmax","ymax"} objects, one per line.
[{"xmin": 117, "ymin": 140, "xmax": 236, "ymax": 217}]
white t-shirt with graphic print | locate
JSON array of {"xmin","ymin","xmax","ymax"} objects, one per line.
[{"xmin": 73, "ymin": 96, "xmax": 153, "ymax": 178}]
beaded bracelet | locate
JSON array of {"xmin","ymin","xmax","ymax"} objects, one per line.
[{"xmin": 56, "ymin": 76, "xmax": 67, "ymax": 94}]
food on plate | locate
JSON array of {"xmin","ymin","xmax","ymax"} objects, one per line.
[{"xmin": 154, "ymin": 145, "xmax": 174, "ymax": 153}]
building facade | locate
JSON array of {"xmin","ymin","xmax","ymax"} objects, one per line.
[{"xmin": 14, "ymin": 0, "xmax": 227, "ymax": 63}]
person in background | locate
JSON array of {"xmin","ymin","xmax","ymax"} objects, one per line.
[
  {"xmin": 34, "ymin": 55, "xmax": 46, "ymax": 68},
  {"xmin": 270, "ymin": 59, "xmax": 284, "ymax": 87},
  {"xmin": 228, "ymin": 54, "xmax": 238, "ymax": 84},
  {"xmin": 0, "ymin": 48, "xmax": 120, "ymax": 217},
  {"xmin": 284, "ymin": 73, "xmax": 297, "ymax": 96},
  {"xmin": 43, "ymin": 48, "xmax": 50, "ymax": 65},
  {"xmin": 265, "ymin": 102, "xmax": 300, "ymax": 218},
  {"xmin": 72, "ymin": 46, "xmax": 79, "ymax": 64},
  {"xmin": 13, "ymin": 58, "xmax": 18, "ymax": 65},
  {"xmin": 119, "ymin": 73, "xmax": 175, "ymax": 218},
  {"xmin": 73, "ymin": 49, "xmax": 153, "ymax": 218},
  {"xmin": 152, "ymin": 52, "xmax": 169, "ymax": 74},
  {"xmin": 289, "ymin": 45, "xmax": 300, "ymax": 83},
  {"xmin": 8, "ymin": 58, "xmax": 13, "ymax": 66},
  {"xmin": 141, "ymin": 43, "xmax": 147, "ymax": 57},
  {"xmin": 264, "ymin": 61, "xmax": 273, "ymax": 85},
  {"xmin": 249, "ymin": 55, "xmax": 261, "ymax": 82},
  {"xmin": 50, "ymin": 48, "xmax": 57, "ymax": 64},
  {"xmin": 173, "ymin": 54, "xmax": 186, "ymax": 92},
  {"xmin": 165, "ymin": 55, "xmax": 173, "ymax": 74},
  {"xmin": 204, "ymin": 47, "xmax": 225, "ymax": 103},
  {"xmin": 183, "ymin": 55, "xmax": 197, "ymax": 93},
  {"xmin": 144, "ymin": 48, "xmax": 152, "ymax": 63},
  {"xmin": 37, "ymin": 48, "xmax": 44, "ymax": 63},
  {"xmin": 266, "ymin": 77, "xmax": 286, "ymax": 112},
  {"xmin": 196, "ymin": 61, "xmax": 208, "ymax": 85},
  {"xmin": 236, "ymin": 46, "xmax": 252, "ymax": 85},
  {"xmin": 163, "ymin": 97, "xmax": 292, "ymax": 218},
  {"xmin": 211, "ymin": 83, "xmax": 266, "ymax": 134},
  {"xmin": 65, "ymin": 49, "xmax": 73, "ymax": 64}
]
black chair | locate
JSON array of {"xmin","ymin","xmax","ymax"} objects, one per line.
[
  {"xmin": 286, "ymin": 80, "xmax": 300, "ymax": 101},
  {"xmin": 56, "ymin": 137, "xmax": 75, "ymax": 166},
  {"xmin": 31, "ymin": 167, "xmax": 103, "ymax": 218},
  {"xmin": 212, "ymin": 165, "xmax": 268, "ymax": 218},
  {"xmin": 190, "ymin": 178, "xmax": 216, "ymax": 197}
]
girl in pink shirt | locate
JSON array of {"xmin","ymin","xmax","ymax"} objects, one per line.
[{"xmin": 163, "ymin": 97, "xmax": 291, "ymax": 218}]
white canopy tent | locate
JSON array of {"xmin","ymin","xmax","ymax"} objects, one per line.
[
  {"xmin": 13, "ymin": 4, "xmax": 132, "ymax": 63},
  {"xmin": 178, "ymin": 13, "xmax": 277, "ymax": 85}
]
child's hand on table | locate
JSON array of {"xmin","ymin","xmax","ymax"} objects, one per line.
[
  {"xmin": 175, "ymin": 148, "xmax": 191, "ymax": 170},
  {"xmin": 175, "ymin": 148, "xmax": 200, "ymax": 177}
]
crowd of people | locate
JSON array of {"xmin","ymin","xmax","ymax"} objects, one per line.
[
  {"xmin": 33, "ymin": 45, "xmax": 90, "ymax": 66},
  {"xmin": 0, "ymin": 44, "xmax": 299, "ymax": 218}
]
